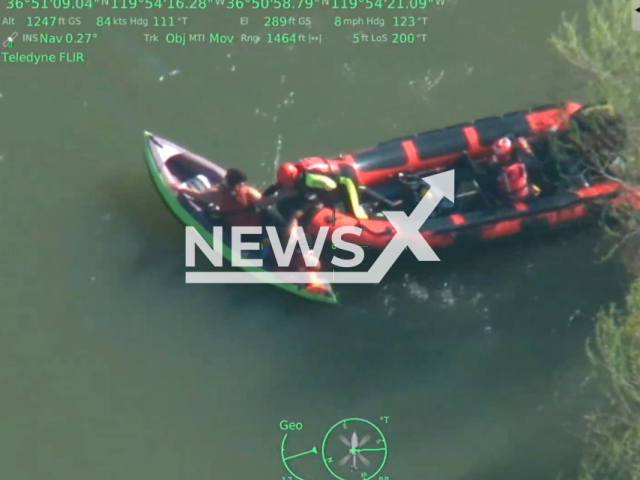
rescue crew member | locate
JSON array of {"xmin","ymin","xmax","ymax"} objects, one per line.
[
  {"xmin": 259, "ymin": 160, "xmax": 359, "ymax": 248},
  {"xmin": 490, "ymin": 137, "xmax": 533, "ymax": 163},
  {"xmin": 260, "ymin": 162, "xmax": 331, "ymax": 294},
  {"xmin": 256, "ymin": 159, "xmax": 357, "ymax": 294},
  {"xmin": 259, "ymin": 162, "xmax": 325, "ymax": 252},
  {"xmin": 275, "ymin": 158, "xmax": 369, "ymax": 220},
  {"xmin": 490, "ymin": 137, "xmax": 540, "ymax": 201}
]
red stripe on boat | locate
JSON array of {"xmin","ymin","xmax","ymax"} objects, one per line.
[
  {"xmin": 525, "ymin": 103, "xmax": 580, "ymax": 135},
  {"xmin": 480, "ymin": 219, "xmax": 522, "ymax": 239},
  {"xmin": 401, "ymin": 140, "xmax": 420, "ymax": 164},
  {"xmin": 574, "ymin": 182, "xmax": 621, "ymax": 198},
  {"xmin": 541, "ymin": 205, "xmax": 587, "ymax": 225},
  {"xmin": 450, "ymin": 214, "xmax": 466, "ymax": 225},
  {"xmin": 423, "ymin": 232, "xmax": 455, "ymax": 248},
  {"xmin": 463, "ymin": 126, "xmax": 480, "ymax": 153}
]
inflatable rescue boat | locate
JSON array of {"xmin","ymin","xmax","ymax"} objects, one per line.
[{"xmin": 295, "ymin": 102, "xmax": 640, "ymax": 251}]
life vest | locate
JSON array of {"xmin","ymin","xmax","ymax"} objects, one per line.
[
  {"xmin": 214, "ymin": 185, "xmax": 261, "ymax": 227},
  {"xmin": 497, "ymin": 162, "xmax": 530, "ymax": 199}
]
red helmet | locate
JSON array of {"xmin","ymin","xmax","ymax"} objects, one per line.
[
  {"xmin": 277, "ymin": 162, "xmax": 300, "ymax": 187},
  {"xmin": 492, "ymin": 137, "xmax": 513, "ymax": 159}
]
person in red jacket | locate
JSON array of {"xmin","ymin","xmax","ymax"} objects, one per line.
[
  {"xmin": 490, "ymin": 137, "xmax": 535, "ymax": 200},
  {"xmin": 497, "ymin": 161, "xmax": 531, "ymax": 200}
]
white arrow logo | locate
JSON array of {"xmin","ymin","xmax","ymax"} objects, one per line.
[{"xmin": 185, "ymin": 169, "xmax": 454, "ymax": 284}]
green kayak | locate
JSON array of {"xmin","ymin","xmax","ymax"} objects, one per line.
[{"xmin": 143, "ymin": 131, "xmax": 338, "ymax": 305}]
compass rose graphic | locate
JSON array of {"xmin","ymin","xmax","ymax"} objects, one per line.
[
  {"xmin": 339, "ymin": 431, "xmax": 371, "ymax": 471},
  {"xmin": 322, "ymin": 418, "xmax": 388, "ymax": 480}
]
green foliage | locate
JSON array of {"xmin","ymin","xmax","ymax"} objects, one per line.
[
  {"xmin": 552, "ymin": 0, "xmax": 640, "ymax": 266},
  {"xmin": 551, "ymin": 0, "xmax": 640, "ymax": 183},
  {"xmin": 551, "ymin": 0, "xmax": 640, "ymax": 135},
  {"xmin": 552, "ymin": 2, "xmax": 640, "ymax": 479},
  {"xmin": 581, "ymin": 279, "xmax": 640, "ymax": 480},
  {"xmin": 547, "ymin": 105, "xmax": 627, "ymax": 179}
]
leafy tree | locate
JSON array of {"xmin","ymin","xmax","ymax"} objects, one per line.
[
  {"xmin": 552, "ymin": 0, "xmax": 640, "ymax": 265},
  {"xmin": 580, "ymin": 279, "xmax": 640, "ymax": 480},
  {"xmin": 552, "ymin": 2, "xmax": 640, "ymax": 479}
]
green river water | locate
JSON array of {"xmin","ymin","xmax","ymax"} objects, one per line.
[{"xmin": 0, "ymin": 0, "xmax": 630, "ymax": 479}]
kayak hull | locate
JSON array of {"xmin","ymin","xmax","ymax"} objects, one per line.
[{"xmin": 143, "ymin": 132, "xmax": 338, "ymax": 305}]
